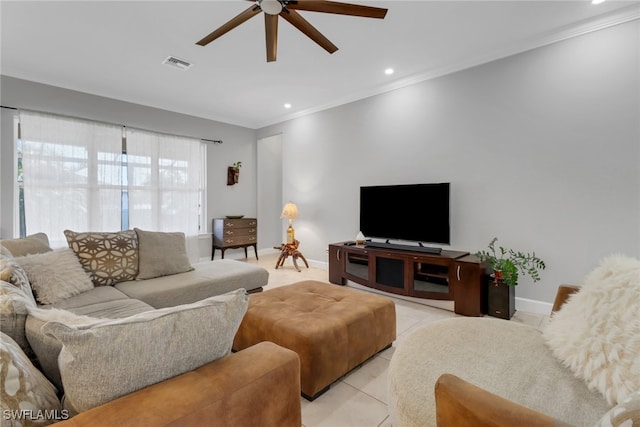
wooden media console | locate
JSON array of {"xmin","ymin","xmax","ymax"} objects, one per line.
[{"xmin": 328, "ymin": 242, "xmax": 488, "ymax": 317}]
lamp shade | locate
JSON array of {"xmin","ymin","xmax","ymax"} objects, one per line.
[{"xmin": 280, "ymin": 202, "xmax": 299, "ymax": 220}]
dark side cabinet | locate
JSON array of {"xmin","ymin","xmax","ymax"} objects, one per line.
[{"xmin": 212, "ymin": 218, "xmax": 258, "ymax": 260}]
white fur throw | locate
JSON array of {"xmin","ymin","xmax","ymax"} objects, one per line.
[
  {"xmin": 15, "ymin": 248, "xmax": 94, "ymax": 305},
  {"xmin": 543, "ymin": 255, "xmax": 640, "ymax": 405}
]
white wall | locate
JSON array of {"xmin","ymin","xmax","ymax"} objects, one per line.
[
  {"xmin": 257, "ymin": 20, "xmax": 640, "ymax": 304},
  {"xmin": 0, "ymin": 76, "xmax": 259, "ymax": 258},
  {"xmin": 257, "ymin": 134, "xmax": 283, "ymax": 252}
]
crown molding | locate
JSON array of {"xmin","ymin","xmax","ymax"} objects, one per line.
[{"xmin": 256, "ymin": 3, "xmax": 640, "ymax": 130}]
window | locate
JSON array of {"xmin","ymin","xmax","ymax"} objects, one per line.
[
  {"xmin": 18, "ymin": 111, "xmax": 207, "ymax": 256},
  {"xmin": 125, "ymin": 128, "xmax": 204, "ymax": 257},
  {"xmin": 19, "ymin": 111, "xmax": 122, "ymax": 248}
]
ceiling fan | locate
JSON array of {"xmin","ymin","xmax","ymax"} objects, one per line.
[{"xmin": 196, "ymin": 0, "xmax": 388, "ymax": 62}]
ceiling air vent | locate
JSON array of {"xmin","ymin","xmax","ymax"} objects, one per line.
[{"xmin": 162, "ymin": 56, "xmax": 193, "ymax": 71}]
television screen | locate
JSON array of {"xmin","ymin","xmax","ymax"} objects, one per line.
[{"xmin": 359, "ymin": 183, "xmax": 450, "ymax": 245}]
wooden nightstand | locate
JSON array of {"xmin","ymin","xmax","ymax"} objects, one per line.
[{"xmin": 212, "ymin": 218, "xmax": 258, "ymax": 260}]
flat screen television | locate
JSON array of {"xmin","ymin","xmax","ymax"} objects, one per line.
[{"xmin": 359, "ymin": 183, "xmax": 450, "ymax": 245}]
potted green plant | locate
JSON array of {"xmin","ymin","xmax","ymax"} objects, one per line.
[{"xmin": 475, "ymin": 237, "xmax": 546, "ymax": 287}]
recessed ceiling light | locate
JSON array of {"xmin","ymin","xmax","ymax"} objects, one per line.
[
  {"xmin": 384, "ymin": 68, "xmax": 394, "ymax": 75},
  {"xmin": 592, "ymin": 0, "xmax": 606, "ymax": 4},
  {"xmin": 284, "ymin": 103, "xmax": 292, "ymax": 109}
]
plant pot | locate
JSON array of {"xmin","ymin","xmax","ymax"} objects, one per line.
[
  {"xmin": 487, "ymin": 275, "xmax": 515, "ymax": 320},
  {"xmin": 227, "ymin": 167, "xmax": 240, "ymax": 185},
  {"xmin": 492, "ymin": 270, "xmax": 504, "ymax": 285}
]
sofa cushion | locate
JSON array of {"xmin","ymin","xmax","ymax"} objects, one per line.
[
  {"xmin": 15, "ymin": 249, "xmax": 94, "ymax": 305},
  {"xmin": 63, "ymin": 298, "xmax": 155, "ymax": 318},
  {"xmin": 49, "ymin": 285, "xmax": 131, "ymax": 311},
  {"xmin": 41, "ymin": 289, "xmax": 248, "ymax": 414},
  {"xmin": 26, "ymin": 298, "xmax": 154, "ymax": 391},
  {"xmin": 0, "ymin": 332, "xmax": 63, "ymax": 426},
  {"xmin": 64, "ymin": 229, "xmax": 139, "ymax": 286},
  {"xmin": 0, "ymin": 232, "xmax": 52, "ymax": 257},
  {"xmin": 115, "ymin": 259, "xmax": 268, "ymax": 308},
  {"xmin": 134, "ymin": 228, "xmax": 193, "ymax": 279},
  {"xmin": 0, "ymin": 281, "xmax": 38, "ymax": 362},
  {"xmin": 543, "ymin": 255, "xmax": 640, "ymax": 405}
]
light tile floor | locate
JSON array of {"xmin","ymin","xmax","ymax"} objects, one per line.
[{"xmin": 242, "ymin": 252, "xmax": 549, "ymax": 427}]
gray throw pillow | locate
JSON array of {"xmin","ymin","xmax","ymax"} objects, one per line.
[
  {"xmin": 41, "ymin": 289, "xmax": 248, "ymax": 414},
  {"xmin": 134, "ymin": 228, "xmax": 193, "ymax": 279},
  {"xmin": 0, "ymin": 233, "xmax": 52, "ymax": 257}
]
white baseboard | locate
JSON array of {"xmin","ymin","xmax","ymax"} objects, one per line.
[
  {"xmin": 203, "ymin": 255, "xmax": 553, "ymax": 315},
  {"xmin": 515, "ymin": 297, "xmax": 553, "ymax": 316},
  {"xmin": 313, "ymin": 259, "xmax": 552, "ymax": 315}
]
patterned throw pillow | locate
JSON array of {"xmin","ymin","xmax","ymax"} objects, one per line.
[
  {"xmin": 64, "ymin": 230, "xmax": 139, "ymax": 286},
  {"xmin": 0, "ymin": 332, "xmax": 65, "ymax": 426},
  {"xmin": 0, "ymin": 254, "xmax": 34, "ymax": 299}
]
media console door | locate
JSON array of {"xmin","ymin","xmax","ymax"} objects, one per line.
[
  {"xmin": 409, "ymin": 255, "xmax": 453, "ymax": 300},
  {"xmin": 328, "ymin": 244, "xmax": 345, "ymax": 285},
  {"xmin": 451, "ymin": 256, "xmax": 488, "ymax": 317}
]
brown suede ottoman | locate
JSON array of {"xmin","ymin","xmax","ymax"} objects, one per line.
[{"xmin": 232, "ymin": 280, "xmax": 396, "ymax": 400}]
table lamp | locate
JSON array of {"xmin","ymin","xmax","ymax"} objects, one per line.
[{"xmin": 280, "ymin": 202, "xmax": 299, "ymax": 244}]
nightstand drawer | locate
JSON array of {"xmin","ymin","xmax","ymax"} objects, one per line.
[
  {"xmin": 218, "ymin": 235, "xmax": 257, "ymax": 247},
  {"xmin": 220, "ymin": 227, "xmax": 257, "ymax": 238},
  {"xmin": 223, "ymin": 218, "xmax": 257, "ymax": 228}
]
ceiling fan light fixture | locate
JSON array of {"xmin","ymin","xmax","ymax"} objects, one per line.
[{"xmin": 259, "ymin": 0, "xmax": 283, "ymax": 15}]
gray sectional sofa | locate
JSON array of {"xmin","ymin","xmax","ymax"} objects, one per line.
[
  {"xmin": 0, "ymin": 230, "xmax": 295, "ymax": 426},
  {"xmin": 25, "ymin": 258, "xmax": 268, "ymax": 392}
]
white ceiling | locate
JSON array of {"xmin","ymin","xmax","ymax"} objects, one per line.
[{"xmin": 1, "ymin": 1, "xmax": 639, "ymax": 129}]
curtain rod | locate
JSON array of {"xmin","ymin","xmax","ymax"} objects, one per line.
[{"xmin": 1, "ymin": 105, "xmax": 223, "ymax": 144}]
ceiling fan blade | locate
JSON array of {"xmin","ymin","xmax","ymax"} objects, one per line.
[
  {"xmin": 280, "ymin": 9, "xmax": 338, "ymax": 54},
  {"xmin": 265, "ymin": 14, "xmax": 278, "ymax": 62},
  {"xmin": 196, "ymin": 5, "xmax": 261, "ymax": 46},
  {"xmin": 287, "ymin": 1, "xmax": 387, "ymax": 19}
]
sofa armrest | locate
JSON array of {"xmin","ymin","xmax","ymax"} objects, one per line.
[
  {"xmin": 434, "ymin": 374, "xmax": 562, "ymax": 427},
  {"xmin": 551, "ymin": 284, "xmax": 581, "ymax": 314},
  {"xmin": 56, "ymin": 341, "xmax": 301, "ymax": 427}
]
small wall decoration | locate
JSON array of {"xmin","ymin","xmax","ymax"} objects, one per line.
[{"xmin": 227, "ymin": 161, "xmax": 242, "ymax": 185}]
